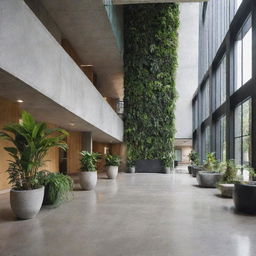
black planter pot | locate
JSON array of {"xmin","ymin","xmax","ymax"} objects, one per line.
[
  {"xmin": 191, "ymin": 166, "xmax": 202, "ymax": 177},
  {"xmin": 188, "ymin": 165, "xmax": 192, "ymax": 174},
  {"xmin": 233, "ymin": 183, "xmax": 256, "ymax": 214}
]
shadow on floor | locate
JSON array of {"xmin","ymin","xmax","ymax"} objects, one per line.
[{"xmin": 0, "ymin": 208, "xmax": 16, "ymax": 222}]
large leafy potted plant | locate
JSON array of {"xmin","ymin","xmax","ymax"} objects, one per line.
[
  {"xmin": 233, "ymin": 167, "xmax": 256, "ymax": 214},
  {"xmin": 127, "ymin": 158, "xmax": 135, "ymax": 173},
  {"xmin": 197, "ymin": 152, "xmax": 223, "ymax": 188},
  {"xmin": 105, "ymin": 154, "xmax": 120, "ymax": 179},
  {"xmin": 0, "ymin": 111, "xmax": 68, "ymax": 219},
  {"xmin": 38, "ymin": 171, "xmax": 73, "ymax": 206},
  {"xmin": 188, "ymin": 150, "xmax": 200, "ymax": 175},
  {"xmin": 79, "ymin": 151, "xmax": 101, "ymax": 190},
  {"xmin": 218, "ymin": 160, "xmax": 240, "ymax": 198},
  {"xmin": 161, "ymin": 155, "xmax": 173, "ymax": 174}
]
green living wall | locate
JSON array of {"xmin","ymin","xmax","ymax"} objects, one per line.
[{"xmin": 124, "ymin": 3, "xmax": 179, "ymax": 165}]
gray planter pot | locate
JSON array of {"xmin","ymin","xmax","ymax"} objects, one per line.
[
  {"xmin": 164, "ymin": 167, "xmax": 171, "ymax": 174},
  {"xmin": 79, "ymin": 171, "xmax": 97, "ymax": 191},
  {"xmin": 191, "ymin": 166, "xmax": 202, "ymax": 177},
  {"xmin": 10, "ymin": 186, "xmax": 45, "ymax": 220},
  {"xmin": 219, "ymin": 184, "xmax": 234, "ymax": 198},
  {"xmin": 106, "ymin": 166, "xmax": 118, "ymax": 179},
  {"xmin": 127, "ymin": 166, "xmax": 135, "ymax": 173},
  {"xmin": 197, "ymin": 171, "xmax": 223, "ymax": 188}
]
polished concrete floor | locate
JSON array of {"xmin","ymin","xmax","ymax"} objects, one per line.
[{"xmin": 1, "ymin": 170, "xmax": 256, "ymax": 256}]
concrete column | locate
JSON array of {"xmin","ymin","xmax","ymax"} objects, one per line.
[{"xmin": 82, "ymin": 132, "xmax": 93, "ymax": 153}]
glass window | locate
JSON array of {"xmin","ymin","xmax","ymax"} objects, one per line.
[
  {"xmin": 193, "ymin": 99, "xmax": 198, "ymax": 130},
  {"xmin": 234, "ymin": 99, "xmax": 251, "ymax": 166},
  {"xmin": 201, "ymin": 80, "xmax": 210, "ymax": 121},
  {"xmin": 202, "ymin": 126, "xmax": 210, "ymax": 161},
  {"xmin": 236, "ymin": 0, "xmax": 243, "ymax": 12},
  {"xmin": 215, "ymin": 116, "xmax": 226, "ymax": 162},
  {"xmin": 233, "ymin": 16, "xmax": 252, "ymax": 92},
  {"xmin": 213, "ymin": 55, "xmax": 226, "ymax": 110}
]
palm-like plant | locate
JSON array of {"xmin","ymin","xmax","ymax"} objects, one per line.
[{"xmin": 0, "ymin": 111, "xmax": 68, "ymax": 190}]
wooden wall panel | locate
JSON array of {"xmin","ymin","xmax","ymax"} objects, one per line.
[
  {"xmin": 93, "ymin": 142, "xmax": 109, "ymax": 172},
  {"xmin": 0, "ymin": 97, "xmax": 20, "ymax": 191},
  {"xmin": 67, "ymin": 131, "xmax": 82, "ymax": 174},
  {"xmin": 40, "ymin": 123, "xmax": 59, "ymax": 173}
]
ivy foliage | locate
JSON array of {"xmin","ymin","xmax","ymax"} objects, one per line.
[{"xmin": 124, "ymin": 4, "xmax": 179, "ymax": 163}]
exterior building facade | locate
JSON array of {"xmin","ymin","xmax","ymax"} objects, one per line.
[{"xmin": 193, "ymin": 0, "xmax": 256, "ymax": 169}]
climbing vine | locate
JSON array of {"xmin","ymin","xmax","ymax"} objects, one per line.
[{"xmin": 124, "ymin": 3, "xmax": 179, "ymax": 164}]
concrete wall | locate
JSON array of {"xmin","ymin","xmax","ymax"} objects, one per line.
[
  {"xmin": 175, "ymin": 3, "xmax": 199, "ymax": 139},
  {"xmin": 0, "ymin": 0, "xmax": 123, "ymax": 142}
]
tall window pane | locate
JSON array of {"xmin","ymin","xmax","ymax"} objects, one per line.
[
  {"xmin": 213, "ymin": 55, "xmax": 226, "ymax": 110},
  {"xmin": 215, "ymin": 116, "xmax": 226, "ymax": 161},
  {"xmin": 202, "ymin": 80, "xmax": 210, "ymax": 121},
  {"xmin": 202, "ymin": 126, "xmax": 210, "ymax": 161},
  {"xmin": 234, "ymin": 99, "xmax": 251, "ymax": 166},
  {"xmin": 233, "ymin": 17, "xmax": 252, "ymax": 92}
]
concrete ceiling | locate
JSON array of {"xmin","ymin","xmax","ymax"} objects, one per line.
[
  {"xmin": 0, "ymin": 69, "xmax": 120, "ymax": 143},
  {"xmin": 111, "ymin": 0, "xmax": 207, "ymax": 4},
  {"xmin": 41, "ymin": 0, "xmax": 124, "ymax": 100}
]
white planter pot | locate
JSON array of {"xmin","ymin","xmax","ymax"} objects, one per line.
[
  {"xmin": 79, "ymin": 171, "xmax": 97, "ymax": 191},
  {"xmin": 106, "ymin": 166, "xmax": 118, "ymax": 179},
  {"xmin": 128, "ymin": 166, "xmax": 135, "ymax": 173},
  {"xmin": 164, "ymin": 167, "xmax": 171, "ymax": 174},
  {"xmin": 219, "ymin": 184, "xmax": 234, "ymax": 198},
  {"xmin": 10, "ymin": 186, "xmax": 45, "ymax": 220}
]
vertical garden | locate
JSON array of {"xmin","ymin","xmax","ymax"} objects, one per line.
[{"xmin": 124, "ymin": 3, "xmax": 180, "ymax": 165}]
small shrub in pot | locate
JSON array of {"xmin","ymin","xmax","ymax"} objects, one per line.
[
  {"xmin": 38, "ymin": 171, "xmax": 73, "ymax": 206},
  {"xmin": 197, "ymin": 152, "xmax": 223, "ymax": 188},
  {"xmin": 79, "ymin": 151, "xmax": 101, "ymax": 190},
  {"xmin": 105, "ymin": 154, "xmax": 120, "ymax": 179}
]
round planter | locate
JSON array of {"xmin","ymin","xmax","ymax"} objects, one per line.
[
  {"xmin": 79, "ymin": 171, "xmax": 97, "ymax": 191},
  {"xmin": 164, "ymin": 167, "xmax": 171, "ymax": 174},
  {"xmin": 234, "ymin": 183, "xmax": 256, "ymax": 214},
  {"xmin": 191, "ymin": 166, "xmax": 202, "ymax": 177},
  {"xmin": 188, "ymin": 165, "xmax": 192, "ymax": 174},
  {"xmin": 197, "ymin": 171, "xmax": 223, "ymax": 188},
  {"xmin": 219, "ymin": 184, "xmax": 234, "ymax": 198},
  {"xmin": 128, "ymin": 166, "xmax": 135, "ymax": 173},
  {"xmin": 106, "ymin": 166, "xmax": 118, "ymax": 179},
  {"xmin": 10, "ymin": 186, "xmax": 45, "ymax": 220}
]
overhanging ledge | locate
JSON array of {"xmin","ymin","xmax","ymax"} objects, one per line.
[{"xmin": 109, "ymin": 0, "xmax": 207, "ymax": 5}]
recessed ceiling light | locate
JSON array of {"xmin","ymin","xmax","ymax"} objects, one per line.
[
  {"xmin": 17, "ymin": 99, "xmax": 24, "ymax": 103},
  {"xmin": 80, "ymin": 64, "xmax": 93, "ymax": 67},
  {"xmin": 69, "ymin": 123, "xmax": 75, "ymax": 126}
]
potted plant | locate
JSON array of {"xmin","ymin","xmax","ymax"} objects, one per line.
[
  {"xmin": 161, "ymin": 155, "xmax": 173, "ymax": 174},
  {"xmin": 105, "ymin": 154, "xmax": 120, "ymax": 179},
  {"xmin": 188, "ymin": 150, "xmax": 199, "ymax": 174},
  {"xmin": 233, "ymin": 167, "xmax": 256, "ymax": 214},
  {"xmin": 218, "ymin": 160, "xmax": 240, "ymax": 198},
  {"xmin": 197, "ymin": 152, "xmax": 223, "ymax": 188},
  {"xmin": 0, "ymin": 111, "xmax": 68, "ymax": 219},
  {"xmin": 38, "ymin": 171, "xmax": 73, "ymax": 206},
  {"xmin": 188, "ymin": 151, "xmax": 202, "ymax": 177},
  {"xmin": 127, "ymin": 159, "xmax": 136, "ymax": 173},
  {"xmin": 79, "ymin": 151, "xmax": 101, "ymax": 190}
]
